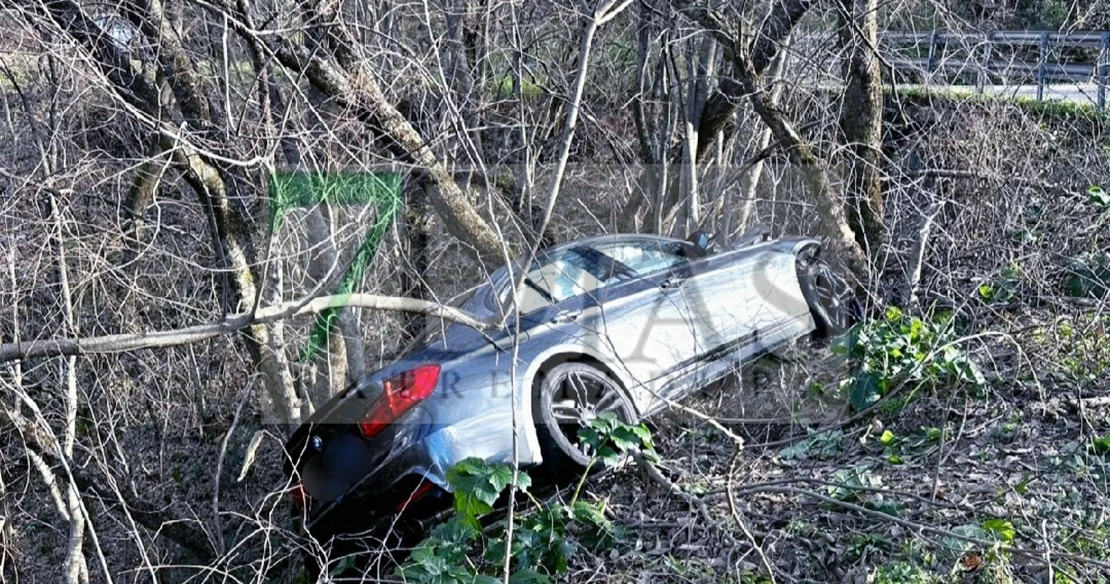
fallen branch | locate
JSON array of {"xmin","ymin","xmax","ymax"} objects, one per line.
[
  {"xmin": 0, "ymin": 293, "xmax": 501, "ymax": 363},
  {"xmin": 633, "ymin": 452, "xmax": 740, "ymax": 548},
  {"xmin": 1079, "ymin": 396, "xmax": 1110, "ymax": 408}
]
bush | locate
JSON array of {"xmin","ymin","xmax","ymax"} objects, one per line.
[{"xmin": 834, "ymin": 307, "xmax": 985, "ymax": 412}]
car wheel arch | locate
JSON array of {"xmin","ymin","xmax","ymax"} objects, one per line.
[
  {"xmin": 531, "ymin": 352, "xmax": 629, "ymax": 394},
  {"xmin": 778, "ymin": 237, "xmax": 821, "ymax": 258}
]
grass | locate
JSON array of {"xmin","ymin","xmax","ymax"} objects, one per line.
[{"xmin": 890, "ymin": 84, "xmax": 1110, "ymax": 123}]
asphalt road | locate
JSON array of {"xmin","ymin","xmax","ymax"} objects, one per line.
[{"xmin": 897, "ymin": 83, "xmax": 1107, "ymax": 107}]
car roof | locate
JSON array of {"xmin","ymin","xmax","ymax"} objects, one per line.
[{"xmin": 537, "ymin": 233, "xmax": 684, "ymax": 256}]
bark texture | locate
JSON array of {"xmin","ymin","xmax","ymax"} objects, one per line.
[
  {"xmin": 694, "ymin": 0, "xmax": 815, "ymax": 161},
  {"xmin": 837, "ymin": 0, "xmax": 885, "ymax": 253}
]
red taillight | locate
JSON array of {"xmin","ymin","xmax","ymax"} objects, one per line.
[
  {"xmin": 395, "ymin": 482, "xmax": 436, "ymax": 513},
  {"xmin": 290, "ymin": 483, "xmax": 306, "ymax": 509},
  {"xmin": 358, "ymin": 365, "xmax": 440, "ymax": 438}
]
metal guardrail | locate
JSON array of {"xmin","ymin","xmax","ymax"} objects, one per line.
[{"xmin": 881, "ymin": 30, "xmax": 1110, "ymax": 108}]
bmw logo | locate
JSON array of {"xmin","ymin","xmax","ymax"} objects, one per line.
[{"xmin": 310, "ymin": 435, "xmax": 324, "ymax": 451}]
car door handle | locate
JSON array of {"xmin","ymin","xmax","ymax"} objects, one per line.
[
  {"xmin": 661, "ymin": 276, "xmax": 684, "ymax": 290},
  {"xmin": 551, "ymin": 310, "xmax": 579, "ymax": 324}
]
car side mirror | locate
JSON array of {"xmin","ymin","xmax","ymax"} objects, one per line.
[{"xmin": 686, "ymin": 231, "xmax": 715, "ymax": 257}]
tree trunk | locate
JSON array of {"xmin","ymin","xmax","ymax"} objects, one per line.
[
  {"xmin": 42, "ymin": 0, "xmax": 301, "ymax": 424},
  {"xmin": 400, "ymin": 192, "xmax": 433, "ymax": 343},
  {"xmin": 445, "ymin": 0, "xmax": 484, "ymax": 159},
  {"xmin": 836, "ymin": 0, "xmax": 885, "ymax": 254},
  {"xmin": 733, "ymin": 54, "xmax": 870, "ymax": 284},
  {"xmin": 727, "ymin": 36, "xmax": 791, "ymax": 239}
]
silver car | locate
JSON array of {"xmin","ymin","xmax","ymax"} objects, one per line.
[{"xmin": 283, "ymin": 228, "xmax": 858, "ymax": 566}]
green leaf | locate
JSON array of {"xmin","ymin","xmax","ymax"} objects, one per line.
[
  {"xmin": 982, "ymin": 518, "xmax": 1016, "ymax": 543},
  {"xmin": 509, "ymin": 570, "xmax": 553, "ymax": 584},
  {"xmin": 486, "ymin": 464, "xmax": 513, "ymax": 493},
  {"xmin": 1090, "ymin": 432, "xmax": 1110, "ymax": 455},
  {"xmin": 880, "ymin": 430, "xmax": 895, "ymax": 445},
  {"xmin": 571, "ymin": 500, "xmax": 610, "ymax": 529},
  {"xmin": 849, "ymin": 372, "xmax": 885, "ymax": 412},
  {"xmin": 447, "ymin": 458, "xmax": 520, "ymax": 524},
  {"xmin": 608, "ymin": 427, "xmax": 641, "ymax": 452},
  {"xmin": 828, "ymin": 465, "xmax": 880, "ymax": 501},
  {"xmin": 1088, "ymin": 185, "xmax": 1110, "ymax": 209},
  {"xmin": 868, "ymin": 499, "xmax": 903, "ymax": 517},
  {"xmin": 779, "ymin": 441, "xmax": 809, "ymax": 460},
  {"xmin": 947, "ymin": 524, "xmax": 989, "ymax": 551}
]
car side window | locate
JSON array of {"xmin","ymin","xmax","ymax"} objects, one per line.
[
  {"xmin": 500, "ymin": 248, "xmax": 630, "ymax": 314},
  {"xmin": 595, "ymin": 240, "xmax": 689, "ymax": 276}
]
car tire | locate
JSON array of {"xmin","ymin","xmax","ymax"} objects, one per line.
[
  {"xmin": 797, "ymin": 250, "xmax": 861, "ymax": 338},
  {"xmin": 532, "ymin": 362, "xmax": 636, "ymax": 477}
]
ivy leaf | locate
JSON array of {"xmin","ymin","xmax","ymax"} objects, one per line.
[
  {"xmin": 608, "ymin": 427, "xmax": 640, "ymax": 452},
  {"xmin": 1088, "ymin": 185, "xmax": 1110, "ymax": 210},
  {"xmin": 1092, "ymin": 432, "xmax": 1110, "ymax": 455},
  {"xmin": 849, "ymin": 372, "xmax": 885, "ymax": 412},
  {"xmin": 578, "ymin": 426, "xmax": 602, "ymax": 451},
  {"xmin": 509, "ymin": 570, "xmax": 553, "ymax": 584},
  {"xmin": 947, "ymin": 524, "xmax": 989, "ymax": 552},
  {"xmin": 486, "ymin": 464, "xmax": 515, "ymax": 494},
  {"xmin": 630, "ymin": 424, "xmax": 653, "ymax": 444},
  {"xmin": 867, "ymin": 499, "xmax": 903, "ymax": 517},
  {"xmin": 982, "ymin": 518, "xmax": 1016, "ymax": 543},
  {"xmin": 571, "ymin": 500, "xmax": 609, "ymax": 530},
  {"xmin": 827, "ymin": 465, "xmax": 880, "ymax": 501},
  {"xmin": 447, "ymin": 458, "xmax": 516, "ymax": 523}
]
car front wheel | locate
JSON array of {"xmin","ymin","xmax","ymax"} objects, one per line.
[{"xmin": 797, "ymin": 251, "xmax": 861, "ymax": 337}]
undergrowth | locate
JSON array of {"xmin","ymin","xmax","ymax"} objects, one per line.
[{"xmin": 397, "ymin": 414, "xmax": 656, "ymax": 584}]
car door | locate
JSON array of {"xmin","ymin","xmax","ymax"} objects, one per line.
[
  {"xmin": 626, "ymin": 245, "xmax": 748, "ymax": 391},
  {"xmin": 679, "ymin": 245, "xmax": 807, "ymax": 366},
  {"xmin": 587, "ymin": 238, "xmax": 707, "ymax": 412}
]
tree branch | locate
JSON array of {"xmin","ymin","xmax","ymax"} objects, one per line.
[
  {"xmin": 272, "ymin": 33, "xmax": 508, "ymax": 268},
  {"xmin": 0, "ymin": 293, "xmax": 501, "ymax": 363}
]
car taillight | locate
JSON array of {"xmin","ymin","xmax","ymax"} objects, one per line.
[
  {"xmin": 395, "ymin": 482, "xmax": 436, "ymax": 513},
  {"xmin": 358, "ymin": 365, "xmax": 440, "ymax": 438},
  {"xmin": 290, "ymin": 483, "xmax": 306, "ymax": 509}
]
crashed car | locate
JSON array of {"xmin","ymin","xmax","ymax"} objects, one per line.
[{"xmin": 283, "ymin": 228, "xmax": 859, "ymax": 571}]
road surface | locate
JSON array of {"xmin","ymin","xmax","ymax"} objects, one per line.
[{"xmin": 897, "ymin": 83, "xmax": 1106, "ymax": 108}]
